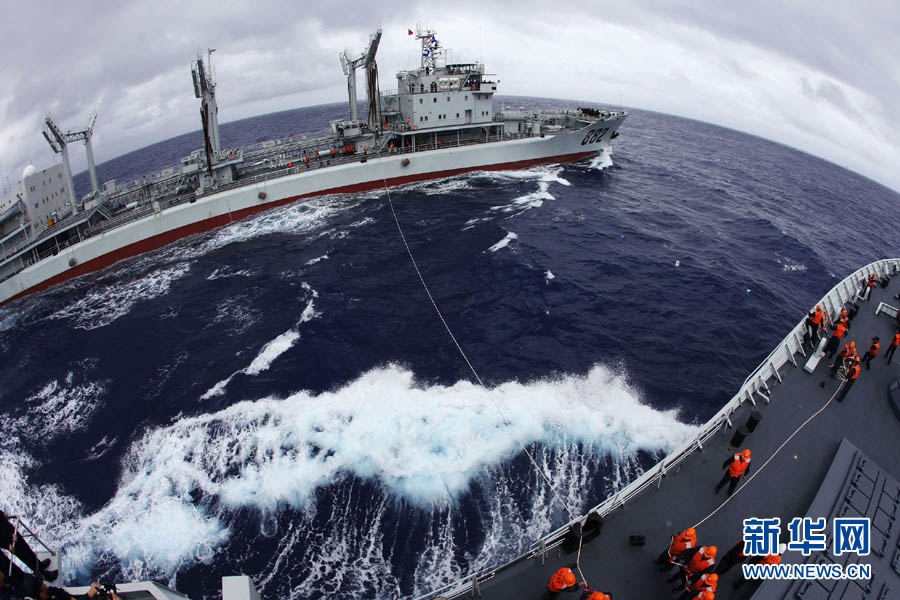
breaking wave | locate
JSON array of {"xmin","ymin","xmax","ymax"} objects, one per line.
[
  {"xmin": 1, "ymin": 362, "xmax": 695, "ymax": 590},
  {"xmin": 487, "ymin": 230, "xmax": 518, "ymax": 253},
  {"xmin": 201, "ymin": 288, "xmax": 319, "ymax": 400}
]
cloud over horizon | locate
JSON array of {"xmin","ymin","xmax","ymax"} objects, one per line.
[{"xmin": 2, "ymin": 1, "xmax": 898, "ymax": 193}]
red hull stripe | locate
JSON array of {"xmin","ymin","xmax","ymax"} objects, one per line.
[{"xmin": 2, "ymin": 150, "xmax": 594, "ymax": 307}]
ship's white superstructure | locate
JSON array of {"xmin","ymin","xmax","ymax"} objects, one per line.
[{"xmin": 0, "ymin": 27, "xmax": 626, "ymax": 307}]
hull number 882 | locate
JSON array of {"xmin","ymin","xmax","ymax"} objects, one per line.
[{"xmin": 581, "ymin": 127, "xmax": 609, "ymax": 145}]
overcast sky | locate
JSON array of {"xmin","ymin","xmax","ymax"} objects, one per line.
[{"xmin": 2, "ymin": 1, "xmax": 899, "ymax": 193}]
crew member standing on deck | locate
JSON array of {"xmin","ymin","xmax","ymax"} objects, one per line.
[
  {"xmin": 837, "ymin": 356, "xmax": 861, "ymax": 402},
  {"xmin": 715, "ymin": 449, "xmax": 751, "ymax": 496},
  {"xmin": 862, "ymin": 337, "xmax": 880, "ymax": 369},
  {"xmin": 544, "ymin": 567, "xmax": 584, "ymax": 599},
  {"xmin": 668, "ymin": 545, "xmax": 717, "ymax": 584},
  {"xmin": 678, "ymin": 572, "xmax": 717, "ymax": 600},
  {"xmin": 656, "ymin": 527, "xmax": 697, "ymax": 570},
  {"xmin": 824, "ymin": 319, "xmax": 848, "ymax": 359},
  {"xmin": 806, "ymin": 305, "xmax": 825, "ymax": 346},
  {"xmin": 886, "ymin": 328, "xmax": 900, "ymax": 364}
]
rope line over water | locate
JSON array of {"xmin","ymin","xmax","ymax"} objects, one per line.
[{"xmin": 375, "ymin": 159, "xmax": 590, "ymax": 581}]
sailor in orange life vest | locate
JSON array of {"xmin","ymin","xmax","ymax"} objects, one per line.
[
  {"xmin": 824, "ymin": 319, "xmax": 848, "ymax": 359},
  {"xmin": 544, "ymin": 566, "xmax": 585, "ymax": 598},
  {"xmin": 806, "ymin": 305, "xmax": 825, "ymax": 345},
  {"xmin": 656, "ymin": 527, "xmax": 697, "ymax": 570},
  {"xmin": 829, "ymin": 341, "xmax": 856, "ymax": 378},
  {"xmin": 886, "ymin": 328, "xmax": 900, "ymax": 364},
  {"xmin": 862, "ymin": 336, "xmax": 879, "ymax": 369},
  {"xmin": 837, "ymin": 356, "xmax": 861, "ymax": 402},
  {"xmin": 667, "ymin": 545, "xmax": 716, "ymax": 584},
  {"xmin": 677, "ymin": 572, "xmax": 717, "ymax": 600},
  {"xmin": 581, "ymin": 589, "xmax": 611, "ymax": 600},
  {"xmin": 715, "ymin": 449, "xmax": 751, "ymax": 496}
]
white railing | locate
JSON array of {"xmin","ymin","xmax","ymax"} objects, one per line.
[{"xmin": 415, "ymin": 258, "xmax": 900, "ymax": 600}]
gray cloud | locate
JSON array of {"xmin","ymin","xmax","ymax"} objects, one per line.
[{"xmin": 2, "ymin": 1, "xmax": 899, "ymax": 193}]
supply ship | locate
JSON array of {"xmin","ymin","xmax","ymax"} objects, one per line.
[
  {"xmin": 0, "ymin": 27, "xmax": 625, "ymax": 307},
  {"xmin": 8, "ymin": 260, "xmax": 900, "ymax": 600}
]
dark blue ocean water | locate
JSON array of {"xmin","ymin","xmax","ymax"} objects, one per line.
[{"xmin": 0, "ymin": 99, "xmax": 898, "ymax": 600}]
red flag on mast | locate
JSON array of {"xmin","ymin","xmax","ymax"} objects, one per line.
[{"xmin": 408, "ymin": 29, "xmax": 414, "ymax": 35}]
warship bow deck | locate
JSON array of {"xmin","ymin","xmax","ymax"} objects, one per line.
[{"xmin": 422, "ymin": 259, "xmax": 900, "ymax": 600}]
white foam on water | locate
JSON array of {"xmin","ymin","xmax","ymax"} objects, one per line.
[
  {"xmin": 461, "ymin": 216, "xmax": 492, "ymax": 231},
  {"xmin": 14, "ymin": 371, "xmax": 108, "ymax": 442},
  {"xmin": 545, "ymin": 270, "xmax": 555, "ymax": 284},
  {"xmin": 349, "ymin": 216, "xmax": 376, "ymax": 228},
  {"xmin": 201, "ymin": 293, "xmax": 319, "ymax": 399},
  {"xmin": 207, "ymin": 267, "xmax": 253, "ymax": 281},
  {"xmin": 154, "ymin": 363, "xmax": 694, "ymax": 512},
  {"xmin": 48, "ymin": 263, "xmax": 192, "ymax": 330},
  {"xmin": 486, "ymin": 165, "xmax": 571, "ymax": 214},
  {"xmin": 589, "ymin": 151, "xmax": 614, "ymax": 170},
  {"xmin": 775, "ymin": 253, "xmax": 808, "ymax": 272},
  {"xmin": 304, "ymin": 254, "xmax": 329, "ymax": 266},
  {"xmin": 0, "ymin": 361, "xmax": 695, "ymax": 586},
  {"xmin": 486, "ymin": 230, "xmax": 518, "ymax": 253}
]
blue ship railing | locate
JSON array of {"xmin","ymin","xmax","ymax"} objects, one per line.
[{"xmin": 414, "ymin": 258, "xmax": 900, "ymax": 600}]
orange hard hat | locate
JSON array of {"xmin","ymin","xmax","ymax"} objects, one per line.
[
  {"xmin": 588, "ymin": 593, "xmax": 609, "ymax": 600},
  {"xmin": 816, "ymin": 305, "xmax": 822, "ymax": 310},
  {"xmin": 841, "ymin": 309, "xmax": 847, "ymax": 315},
  {"xmin": 685, "ymin": 527, "xmax": 696, "ymax": 537},
  {"xmin": 707, "ymin": 573, "xmax": 719, "ymax": 583},
  {"xmin": 563, "ymin": 571, "xmax": 576, "ymax": 587},
  {"xmin": 704, "ymin": 545, "xmax": 717, "ymax": 557},
  {"xmin": 854, "ymin": 356, "xmax": 861, "ymax": 361},
  {"xmin": 851, "ymin": 341, "xmax": 856, "ymax": 346},
  {"xmin": 700, "ymin": 592, "xmax": 714, "ymax": 600},
  {"xmin": 742, "ymin": 449, "xmax": 751, "ymax": 458}
]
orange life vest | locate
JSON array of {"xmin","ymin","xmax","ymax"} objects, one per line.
[
  {"xmin": 833, "ymin": 323, "xmax": 847, "ymax": 339},
  {"xmin": 867, "ymin": 275, "xmax": 876, "ymax": 287},
  {"xmin": 670, "ymin": 531, "xmax": 696, "ymax": 555},
  {"xmin": 691, "ymin": 573, "xmax": 717, "ymax": 592},
  {"xmin": 848, "ymin": 364, "xmax": 860, "ymax": 381},
  {"xmin": 548, "ymin": 568, "xmax": 575, "ymax": 592},
  {"xmin": 810, "ymin": 309, "xmax": 823, "ymax": 325},
  {"xmin": 868, "ymin": 341, "xmax": 880, "ymax": 355},
  {"xmin": 728, "ymin": 455, "xmax": 750, "ymax": 478},
  {"xmin": 687, "ymin": 549, "xmax": 715, "ymax": 574}
]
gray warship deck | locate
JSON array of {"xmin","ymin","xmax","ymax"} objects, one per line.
[{"xmin": 430, "ymin": 266, "xmax": 900, "ymax": 600}]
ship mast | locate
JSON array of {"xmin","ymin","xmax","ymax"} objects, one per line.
[
  {"xmin": 417, "ymin": 28, "xmax": 441, "ymax": 72},
  {"xmin": 192, "ymin": 49, "xmax": 221, "ymax": 177}
]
